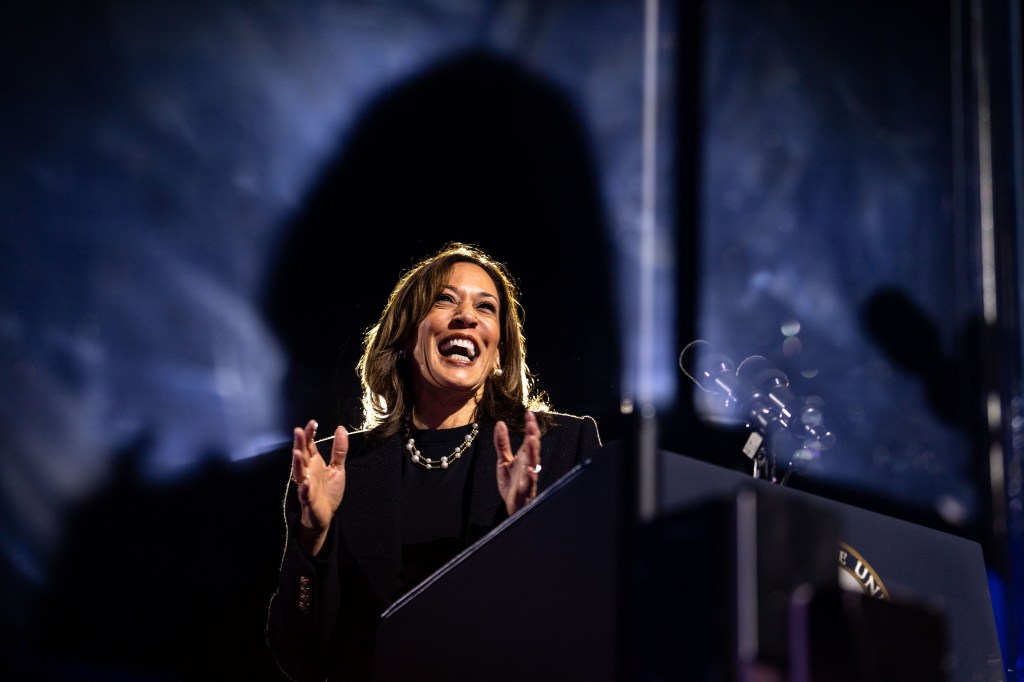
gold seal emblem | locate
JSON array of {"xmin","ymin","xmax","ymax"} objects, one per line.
[{"xmin": 838, "ymin": 542, "xmax": 890, "ymax": 600}]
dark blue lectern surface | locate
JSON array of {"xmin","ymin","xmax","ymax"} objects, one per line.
[
  {"xmin": 373, "ymin": 442, "xmax": 1004, "ymax": 681},
  {"xmin": 655, "ymin": 449, "xmax": 1005, "ymax": 681}
]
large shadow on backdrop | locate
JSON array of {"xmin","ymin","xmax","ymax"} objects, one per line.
[
  {"xmin": 263, "ymin": 49, "xmax": 619, "ymax": 439},
  {"xmin": 263, "ymin": 48, "xmax": 619, "ymax": 438},
  {"xmin": 30, "ymin": 49, "xmax": 618, "ymax": 682},
  {"xmin": 854, "ymin": 287, "xmax": 985, "ymax": 534}
]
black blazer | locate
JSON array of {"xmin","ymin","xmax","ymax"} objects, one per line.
[{"xmin": 267, "ymin": 412, "xmax": 601, "ymax": 682}]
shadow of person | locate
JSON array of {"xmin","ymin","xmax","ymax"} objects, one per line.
[
  {"xmin": 860, "ymin": 287, "xmax": 971, "ymax": 428},
  {"xmin": 27, "ymin": 435, "xmax": 289, "ymax": 682},
  {"xmin": 745, "ymin": 285, "xmax": 987, "ymax": 536},
  {"xmin": 261, "ymin": 47, "xmax": 620, "ymax": 441}
]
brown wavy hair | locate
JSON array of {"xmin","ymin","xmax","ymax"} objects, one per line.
[{"xmin": 357, "ymin": 243, "xmax": 553, "ymax": 439}]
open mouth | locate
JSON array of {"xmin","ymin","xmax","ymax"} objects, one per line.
[{"xmin": 439, "ymin": 337, "xmax": 477, "ymax": 362}]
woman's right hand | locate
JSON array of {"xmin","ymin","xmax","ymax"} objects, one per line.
[{"xmin": 291, "ymin": 420, "xmax": 348, "ymax": 556}]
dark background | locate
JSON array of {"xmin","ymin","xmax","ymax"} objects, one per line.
[{"xmin": 2, "ymin": 1, "xmax": 1023, "ymax": 680}]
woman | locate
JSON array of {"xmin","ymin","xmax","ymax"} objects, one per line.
[{"xmin": 266, "ymin": 243, "xmax": 601, "ymax": 681}]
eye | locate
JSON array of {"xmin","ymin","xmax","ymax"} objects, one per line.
[
  {"xmin": 477, "ymin": 301, "xmax": 497, "ymax": 314},
  {"xmin": 435, "ymin": 292, "xmax": 456, "ymax": 304}
]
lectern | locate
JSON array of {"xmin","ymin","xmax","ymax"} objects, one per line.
[{"xmin": 372, "ymin": 442, "xmax": 1004, "ymax": 681}]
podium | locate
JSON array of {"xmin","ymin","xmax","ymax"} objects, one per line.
[{"xmin": 372, "ymin": 442, "xmax": 1004, "ymax": 681}]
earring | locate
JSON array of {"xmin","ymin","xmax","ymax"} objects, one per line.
[
  {"xmin": 493, "ymin": 367, "xmax": 503, "ymax": 377},
  {"xmin": 397, "ymin": 349, "xmax": 407, "ymax": 360}
]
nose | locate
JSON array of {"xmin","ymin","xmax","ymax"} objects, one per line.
[{"xmin": 451, "ymin": 300, "xmax": 478, "ymax": 327}]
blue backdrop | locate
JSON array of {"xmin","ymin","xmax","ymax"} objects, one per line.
[{"xmin": 1, "ymin": 0, "xmax": 1020, "ymax": 679}]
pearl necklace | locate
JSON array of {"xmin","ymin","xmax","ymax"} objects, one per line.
[{"xmin": 404, "ymin": 419, "xmax": 479, "ymax": 470}]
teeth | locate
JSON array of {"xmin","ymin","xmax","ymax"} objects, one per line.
[{"xmin": 440, "ymin": 337, "xmax": 477, "ymax": 358}]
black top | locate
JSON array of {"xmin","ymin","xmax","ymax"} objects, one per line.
[{"xmin": 399, "ymin": 423, "xmax": 477, "ymax": 592}]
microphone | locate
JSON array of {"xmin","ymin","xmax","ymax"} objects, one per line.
[
  {"xmin": 735, "ymin": 355, "xmax": 836, "ymax": 450},
  {"xmin": 679, "ymin": 340, "xmax": 835, "ymax": 456},
  {"xmin": 678, "ymin": 340, "xmax": 744, "ymax": 405}
]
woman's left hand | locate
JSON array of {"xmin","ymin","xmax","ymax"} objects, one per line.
[{"xmin": 495, "ymin": 410, "xmax": 542, "ymax": 515}]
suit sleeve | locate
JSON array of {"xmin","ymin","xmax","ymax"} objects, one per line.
[{"xmin": 265, "ymin": 478, "xmax": 343, "ymax": 682}]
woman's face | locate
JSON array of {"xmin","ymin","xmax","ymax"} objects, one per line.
[{"xmin": 409, "ymin": 261, "xmax": 502, "ymax": 406}]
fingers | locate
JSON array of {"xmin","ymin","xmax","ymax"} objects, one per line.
[
  {"xmin": 496, "ymin": 411, "xmax": 544, "ymax": 515},
  {"xmin": 512, "ymin": 416, "xmax": 541, "ymax": 510},
  {"xmin": 524, "ymin": 409, "xmax": 538, "ymax": 435},
  {"xmin": 292, "ymin": 425, "xmax": 309, "ymax": 483},
  {"xmin": 517, "ymin": 411, "xmax": 541, "ymax": 471},
  {"xmin": 292, "ymin": 419, "xmax": 319, "ymax": 482},
  {"xmin": 521, "ymin": 430, "xmax": 541, "ymax": 471},
  {"xmin": 329, "ymin": 426, "xmax": 349, "ymax": 469},
  {"xmin": 513, "ymin": 412, "xmax": 541, "ymax": 499},
  {"xmin": 494, "ymin": 420, "xmax": 514, "ymax": 464}
]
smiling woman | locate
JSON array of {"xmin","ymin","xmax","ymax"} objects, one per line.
[
  {"xmin": 266, "ymin": 243, "xmax": 602, "ymax": 682},
  {"xmin": 409, "ymin": 262, "xmax": 503, "ymax": 415}
]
